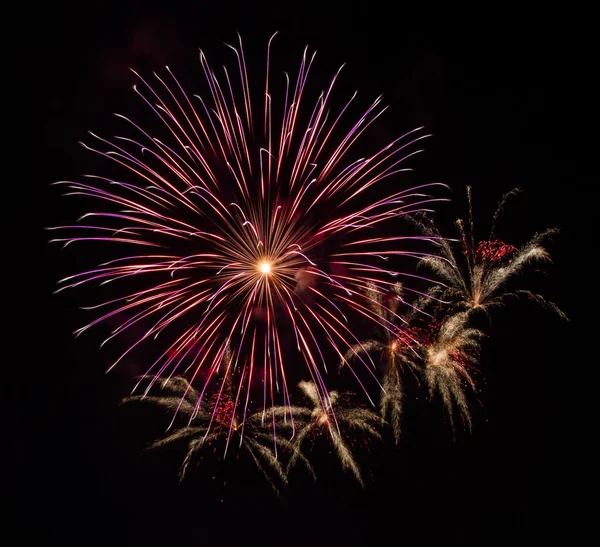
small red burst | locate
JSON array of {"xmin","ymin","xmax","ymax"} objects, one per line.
[
  {"xmin": 393, "ymin": 319, "xmax": 438, "ymax": 351},
  {"xmin": 208, "ymin": 392, "xmax": 236, "ymax": 430},
  {"xmin": 449, "ymin": 348, "xmax": 470, "ymax": 368},
  {"xmin": 448, "ymin": 340, "xmax": 480, "ymax": 373},
  {"xmin": 473, "ymin": 240, "xmax": 517, "ymax": 263}
]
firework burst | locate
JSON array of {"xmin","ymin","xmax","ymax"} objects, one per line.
[
  {"xmin": 50, "ymin": 33, "xmax": 446, "ymax": 448},
  {"xmin": 279, "ymin": 380, "xmax": 383, "ymax": 486},
  {"xmin": 413, "ymin": 187, "xmax": 567, "ymax": 321},
  {"xmin": 422, "ymin": 312, "xmax": 483, "ymax": 433},
  {"xmin": 340, "ymin": 282, "xmax": 425, "ymax": 444},
  {"xmin": 122, "ymin": 374, "xmax": 308, "ymax": 495}
]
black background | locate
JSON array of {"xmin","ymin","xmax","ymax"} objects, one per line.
[{"xmin": 12, "ymin": 2, "xmax": 589, "ymax": 545}]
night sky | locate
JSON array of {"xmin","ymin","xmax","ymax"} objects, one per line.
[{"xmin": 12, "ymin": 2, "xmax": 588, "ymax": 545}]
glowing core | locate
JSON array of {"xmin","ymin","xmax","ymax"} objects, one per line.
[{"xmin": 259, "ymin": 261, "xmax": 272, "ymax": 274}]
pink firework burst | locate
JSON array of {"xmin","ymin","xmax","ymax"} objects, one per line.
[{"xmin": 50, "ymin": 33, "xmax": 446, "ymax": 447}]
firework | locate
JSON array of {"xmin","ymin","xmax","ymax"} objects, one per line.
[
  {"xmin": 422, "ymin": 312, "xmax": 483, "ymax": 433},
  {"xmin": 340, "ymin": 282, "xmax": 425, "ymax": 444},
  {"xmin": 340, "ymin": 279, "xmax": 482, "ymax": 440},
  {"xmin": 413, "ymin": 187, "xmax": 567, "ymax": 321},
  {"xmin": 277, "ymin": 380, "xmax": 383, "ymax": 486},
  {"xmin": 122, "ymin": 373, "xmax": 311, "ymax": 495},
  {"xmin": 50, "ymin": 33, "xmax": 446, "ymax": 448}
]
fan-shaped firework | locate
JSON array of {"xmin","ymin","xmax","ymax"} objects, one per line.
[
  {"xmin": 50, "ymin": 33, "xmax": 446, "ymax": 447},
  {"xmin": 122, "ymin": 374, "xmax": 309, "ymax": 495},
  {"xmin": 340, "ymin": 282, "xmax": 421, "ymax": 444},
  {"xmin": 280, "ymin": 380, "xmax": 383, "ymax": 486},
  {"xmin": 414, "ymin": 186, "xmax": 567, "ymax": 320},
  {"xmin": 422, "ymin": 312, "xmax": 483, "ymax": 433}
]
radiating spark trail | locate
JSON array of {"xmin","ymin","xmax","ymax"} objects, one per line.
[{"xmin": 52, "ymin": 33, "xmax": 446, "ymax": 449}]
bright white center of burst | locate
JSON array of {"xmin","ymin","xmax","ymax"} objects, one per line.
[
  {"xmin": 258, "ymin": 261, "xmax": 272, "ymax": 274},
  {"xmin": 432, "ymin": 350, "xmax": 446, "ymax": 366}
]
